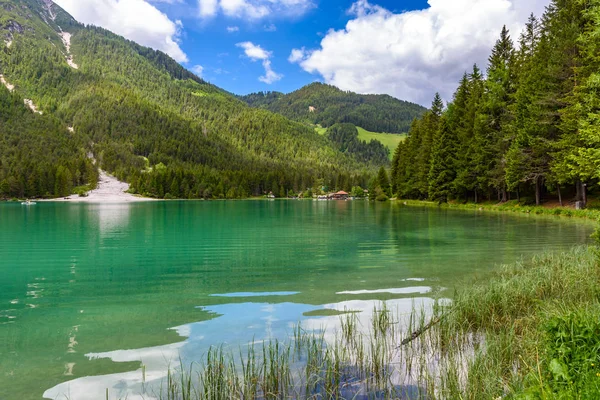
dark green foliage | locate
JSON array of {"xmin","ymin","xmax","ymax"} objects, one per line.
[
  {"xmin": 240, "ymin": 82, "xmax": 426, "ymax": 134},
  {"xmin": 543, "ymin": 309, "xmax": 600, "ymax": 394},
  {"xmin": 368, "ymin": 166, "xmax": 391, "ymax": 200},
  {"xmin": 0, "ymin": 0, "xmax": 377, "ymax": 199},
  {"xmin": 326, "ymin": 123, "xmax": 389, "ymax": 165},
  {"xmin": 0, "ymin": 85, "xmax": 96, "ymax": 198},
  {"xmin": 428, "ymin": 117, "xmax": 458, "ymax": 203},
  {"xmin": 392, "ymin": 1, "xmax": 600, "ymax": 206}
]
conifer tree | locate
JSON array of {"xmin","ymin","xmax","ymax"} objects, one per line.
[
  {"xmin": 475, "ymin": 26, "xmax": 516, "ymax": 202},
  {"xmin": 428, "ymin": 117, "xmax": 458, "ymax": 203},
  {"xmin": 552, "ymin": 0, "xmax": 600, "ymax": 206}
]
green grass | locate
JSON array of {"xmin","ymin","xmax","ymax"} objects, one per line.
[
  {"xmin": 356, "ymin": 127, "xmax": 406, "ymax": 158},
  {"xmin": 315, "ymin": 126, "xmax": 327, "ymax": 135},
  {"xmin": 315, "ymin": 125, "xmax": 406, "ymax": 160},
  {"xmin": 397, "ymin": 198, "xmax": 600, "ymax": 222}
]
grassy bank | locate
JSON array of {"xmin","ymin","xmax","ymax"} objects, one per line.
[
  {"xmin": 132, "ymin": 245, "xmax": 599, "ymax": 399},
  {"xmin": 396, "ymin": 199, "xmax": 600, "ymax": 222}
]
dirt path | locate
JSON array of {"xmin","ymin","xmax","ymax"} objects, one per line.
[{"xmin": 47, "ymin": 170, "xmax": 156, "ymax": 203}]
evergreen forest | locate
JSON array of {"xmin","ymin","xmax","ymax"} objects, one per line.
[
  {"xmin": 240, "ymin": 83, "xmax": 426, "ymax": 134},
  {"xmin": 0, "ymin": 0, "xmax": 384, "ymax": 200},
  {"xmin": 392, "ymin": 0, "xmax": 600, "ymax": 208}
]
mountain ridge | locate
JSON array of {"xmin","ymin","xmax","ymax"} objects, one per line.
[
  {"xmin": 239, "ymin": 82, "xmax": 427, "ymax": 134},
  {"xmin": 0, "ymin": 0, "xmax": 381, "ymax": 200}
]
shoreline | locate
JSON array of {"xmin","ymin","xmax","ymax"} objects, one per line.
[
  {"xmin": 393, "ymin": 198, "xmax": 600, "ymax": 222},
  {"xmin": 41, "ymin": 170, "xmax": 157, "ymax": 203}
]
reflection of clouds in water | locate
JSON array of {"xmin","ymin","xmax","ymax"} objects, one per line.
[
  {"xmin": 93, "ymin": 204, "xmax": 132, "ymax": 239},
  {"xmin": 43, "ymin": 297, "xmax": 442, "ymax": 400},
  {"xmin": 302, "ymin": 298, "xmax": 437, "ymax": 343},
  {"xmin": 336, "ymin": 286, "xmax": 432, "ymax": 295},
  {"xmin": 210, "ymin": 291, "xmax": 300, "ymax": 297},
  {"xmin": 43, "ymin": 340, "xmax": 187, "ymax": 400}
]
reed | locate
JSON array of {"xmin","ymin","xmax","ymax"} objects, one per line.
[{"xmin": 109, "ymin": 246, "xmax": 599, "ymax": 400}]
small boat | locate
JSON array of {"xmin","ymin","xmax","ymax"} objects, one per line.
[{"xmin": 21, "ymin": 200, "xmax": 37, "ymax": 205}]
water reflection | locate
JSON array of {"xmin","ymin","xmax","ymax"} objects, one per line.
[
  {"xmin": 0, "ymin": 201, "xmax": 593, "ymax": 399},
  {"xmin": 94, "ymin": 204, "xmax": 132, "ymax": 240},
  {"xmin": 43, "ymin": 296, "xmax": 436, "ymax": 400}
]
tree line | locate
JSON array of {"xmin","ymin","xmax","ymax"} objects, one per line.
[{"xmin": 392, "ymin": 0, "xmax": 599, "ymax": 207}]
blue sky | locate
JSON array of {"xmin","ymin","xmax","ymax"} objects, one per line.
[
  {"xmin": 164, "ymin": 0, "xmax": 430, "ymax": 96},
  {"xmin": 55, "ymin": 0, "xmax": 550, "ymax": 105}
]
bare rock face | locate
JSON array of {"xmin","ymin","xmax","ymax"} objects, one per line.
[
  {"xmin": 6, "ymin": 21, "xmax": 24, "ymax": 35},
  {"xmin": 41, "ymin": 0, "xmax": 57, "ymax": 21}
]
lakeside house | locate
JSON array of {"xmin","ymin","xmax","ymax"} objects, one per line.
[{"xmin": 328, "ymin": 190, "xmax": 349, "ymax": 200}]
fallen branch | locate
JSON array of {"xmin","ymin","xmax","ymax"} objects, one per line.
[{"xmin": 399, "ymin": 315, "xmax": 444, "ymax": 346}]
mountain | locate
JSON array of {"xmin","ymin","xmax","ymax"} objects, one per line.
[
  {"xmin": 239, "ymin": 83, "xmax": 427, "ymax": 134},
  {"xmin": 0, "ymin": 0, "xmax": 378, "ymax": 200}
]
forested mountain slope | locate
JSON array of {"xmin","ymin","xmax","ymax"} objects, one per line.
[
  {"xmin": 239, "ymin": 83, "xmax": 427, "ymax": 134},
  {"xmin": 0, "ymin": 0, "xmax": 376, "ymax": 200},
  {"xmin": 392, "ymin": 1, "xmax": 600, "ymax": 208}
]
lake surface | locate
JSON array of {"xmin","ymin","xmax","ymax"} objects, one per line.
[{"xmin": 0, "ymin": 201, "xmax": 593, "ymax": 399}]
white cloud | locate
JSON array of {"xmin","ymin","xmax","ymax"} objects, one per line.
[
  {"xmin": 226, "ymin": 26, "xmax": 240, "ymax": 32},
  {"xmin": 259, "ymin": 59, "xmax": 283, "ymax": 84},
  {"xmin": 264, "ymin": 23, "xmax": 277, "ymax": 32},
  {"xmin": 288, "ymin": 47, "xmax": 306, "ymax": 63},
  {"xmin": 291, "ymin": 0, "xmax": 550, "ymax": 106},
  {"xmin": 197, "ymin": 0, "xmax": 313, "ymax": 20},
  {"xmin": 191, "ymin": 64, "xmax": 204, "ymax": 77},
  {"xmin": 237, "ymin": 41, "xmax": 271, "ymax": 60},
  {"xmin": 55, "ymin": 0, "xmax": 188, "ymax": 62},
  {"xmin": 236, "ymin": 41, "xmax": 282, "ymax": 84},
  {"xmin": 198, "ymin": 0, "xmax": 219, "ymax": 17}
]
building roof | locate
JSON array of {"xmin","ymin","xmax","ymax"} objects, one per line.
[{"xmin": 335, "ymin": 191, "xmax": 349, "ymax": 195}]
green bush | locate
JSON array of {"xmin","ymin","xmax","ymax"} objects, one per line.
[{"xmin": 375, "ymin": 193, "xmax": 389, "ymax": 202}]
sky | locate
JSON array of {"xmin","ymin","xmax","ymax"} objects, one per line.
[{"xmin": 53, "ymin": 0, "xmax": 551, "ymax": 106}]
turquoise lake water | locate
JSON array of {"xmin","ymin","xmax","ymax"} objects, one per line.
[{"xmin": 0, "ymin": 201, "xmax": 592, "ymax": 399}]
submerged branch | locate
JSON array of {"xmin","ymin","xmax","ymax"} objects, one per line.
[{"xmin": 399, "ymin": 315, "xmax": 444, "ymax": 346}]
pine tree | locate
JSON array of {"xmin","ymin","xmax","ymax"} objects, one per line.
[
  {"xmin": 475, "ymin": 26, "xmax": 516, "ymax": 202},
  {"xmin": 505, "ymin": 14, "xmax": 547, "ymax": 204},
  {"xmin": 552, "ymin": 0, "xmax": 600, "ymax": 206},
  {"xmin": 376, "ymin": 166, "xmax": 392, "ymax": 197},
  {"xmin": 428, "ymin": 117, "xmax": 458, "ymax": 203}
]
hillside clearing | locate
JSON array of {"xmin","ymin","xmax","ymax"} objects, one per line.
[{"xmin": 316, "ymin": 126, "xmax": 406, "ymax": 159}]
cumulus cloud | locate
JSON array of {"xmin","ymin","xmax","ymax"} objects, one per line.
[
  {"xmin": 226, "ymin": 26, "xmax": 240, "ymax": 32},
  {"xmin": 237, "ymin": 41, "xmax": 271, "ymax": 60},
  {"xmin": 237, "ymin": 41, "xmax": 282, "ymax": 84},
  {"xmin": 198, "ymin": 0, "xmax": 219, "ymax": 16},
  {"xmin": 55, "ymin": 0, "xmax": 188, "ymax": 62},
  {"xmin": 291, "ymin": 0, "xmax": 550, "ymax": 106},
  {"xmin": 197, "ymin": 0, "xmax": 313, "ymax": 20},
  {"xmin": 288, "ymin": 47, "xmax": 306, "ymax": 63},
  {"xmin": 191, "ymin": 65, "xmax": 204, "ymax": 78}
]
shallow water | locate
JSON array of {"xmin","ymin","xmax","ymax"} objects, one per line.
[{"xmin": 0, "ymin": 200, "xmax": 592, "ymax": 399}]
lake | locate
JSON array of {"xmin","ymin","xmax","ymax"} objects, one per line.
[{"xmin": 0, "ymin": 201, "xmax": 593, "ymax": 399}]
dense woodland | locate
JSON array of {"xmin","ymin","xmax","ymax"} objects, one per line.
[
  {"xmin": 392, "ymin": 0, "xmax": 600, "ymax": 207},
  {"xmin": 326, "ymin": 123, "xmax": 390, "ymax": 166},
  {"xmin": 0, "ymin": 0, "xmax": 380, "ymax": 199},
  {"xmin": 240, "ymin": 83, "xmax": 426, "ymax": 134},
  {"xmin": 0, "ymin": 85, "xmax": 97, "ymax": 198}
]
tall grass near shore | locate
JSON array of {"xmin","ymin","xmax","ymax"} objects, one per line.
[{"xmin": 141, "ymin": 247, "xmax": 599, "ymax": 399}]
